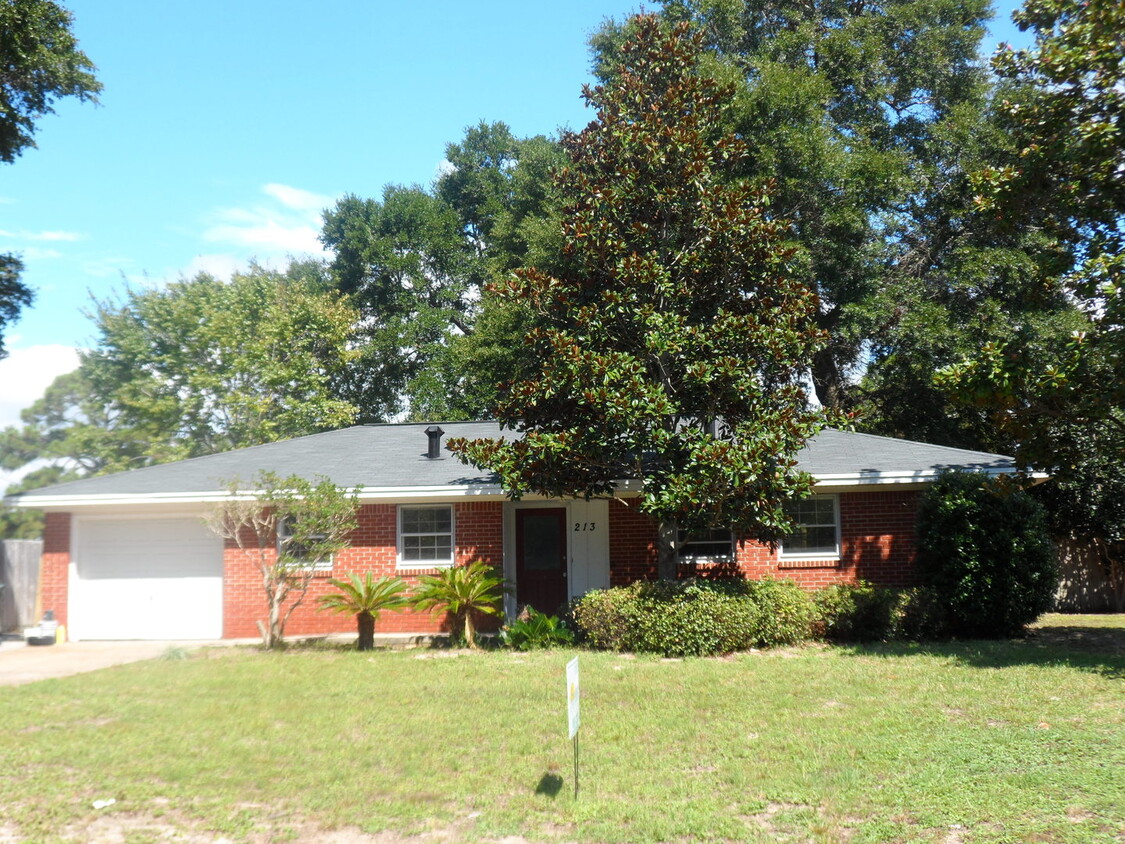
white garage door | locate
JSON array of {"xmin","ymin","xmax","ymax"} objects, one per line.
[{"xmin": 74, "ymin": 517, "xmax": 223, "ymax": 640}]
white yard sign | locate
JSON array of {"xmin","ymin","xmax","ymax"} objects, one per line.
[{"xmin": 566, "ymin": 657, "xmax": 580, "ymax": 739}]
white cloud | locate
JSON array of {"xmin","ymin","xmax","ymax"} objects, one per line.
[
  {"xmin": 0, "ymin": 458, "xmax": 53, "ymax": 498},
  {"xmin": 0, "ymin": 343, "xmax": 81, "ymax": 506},
  {"xmin": 202, "ymin": 183, "xmax": 335, "ymax": 259},
  {"xmin": 18, "ymin": 247, "xmax": 63, "ymax": 261},
  {"xmin": 0, "ymin": 344, "xmax": 81, "ymax": 431},
  {"xmin": 182, "ymin": 253, "xmax": 255, "ymax": 281},
  {"xmin": 262, "ymin": 183, "xmax": 333, "ymax": 213}
]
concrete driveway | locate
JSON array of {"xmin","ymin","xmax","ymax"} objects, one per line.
[{"xmin": 0, "ymin": 639, "xmax": 217, "ymax": 686}]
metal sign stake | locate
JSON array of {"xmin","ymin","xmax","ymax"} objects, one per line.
[{"xmin": 566, "ymin": 656, "xmax": 580, "ymax": 799}]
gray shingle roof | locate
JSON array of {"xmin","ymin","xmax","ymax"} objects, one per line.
[
  {"xmin": 798, "ymin": 428, "xmax": 1013, "ymax": 477},
  {"xmin": 10, "ymin": 423, "xmax": 1016, "ymax": 503}
]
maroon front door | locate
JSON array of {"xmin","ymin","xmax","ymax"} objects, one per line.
[{"xmin": 515, "ymin": 508, "xmax": 568, "ymax": 614}]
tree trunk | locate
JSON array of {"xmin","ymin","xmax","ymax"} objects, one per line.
[
  {"xmin": 463, "ymin": 612, "xmax": 476, "ymax": 649},
  {"xmin": 357, "ymin": 611, "xmax": 375, "ymax": 651},
  {"xmin": 657, "ymin": 518, "xmax": 679, "ymax": 581},
  {"xmin": 811, "ymin": 346, "xmax": 845, "ymax": 411}
]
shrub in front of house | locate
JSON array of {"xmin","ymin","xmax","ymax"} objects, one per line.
[
  {"xmin": 570, "ymin": 578, "xmax": 816, "ymax": 657},
  {"xmin": 500, "ymin": 607, "xmax": 575, "ymax": 650},
  {"xmin": 812, "ymin": 582, "xmax": 951, "ymax": 642},
  {"xmin": 742, "ymin": 578, "xmax": 819, "ymax": 646},
  {"xmin": 916, "ymin": 471, "xmax": 1058, "ymax": 638},
  {"xmin": 813, "ymin": 581, "xmax": 903, "ymax": 642}
]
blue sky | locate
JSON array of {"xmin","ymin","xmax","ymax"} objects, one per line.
[{"xmin": 0, "ymin": 0, "xmax": 1033, "ymax": 438}]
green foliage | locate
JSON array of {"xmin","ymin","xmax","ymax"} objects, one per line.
[
  {"xmin": 412, "ymin": 561, "xmax": 505, "ymax": 649},
  {"xmin": 318, "ymin": 573, "xmax": 410, "ymax": 651},
  {"xmin": 1034, "ymin": 415, "xmax": 1125, "ymax": 611},
  {"xmin": 0, "ymin": 1, "xmax": 100, "ymax": 357},
  {"xmin": 893, "ymin": 586, "xmax": 953, "ymax": 642},
  {"xmin": 500, "ymin": 607, "xmax": 575, "ymax": 651},
  {"xmin": 742, "ymin": 578, "xmax": 819, "ymax": 647},
  {"xmin": 592, "ymin": 0, "xmax": 1025, "ymax": 422},
  {"xmin": 812, "ymin": 582, "xmax": 951, "ymax": 643},
  {"xmin": 0, "ymin": 0, "xmax": 101, "ymax": 164},
  {"xmin": 451, "ymin": 17, "xmax": 826, "ymax": 580},
  {"xmin": 570, "ymin": 578, "xmax": 816, "ymax": 657},
  {"xmin": 319, "ymin": 122, "xmax": 562, "ymax": 421},
  {"xmin": 941, "ymin": 0, "xmax": 1124, "ymax": 503},
  {"xmin": 0, "ymin": 465, "xmax": 75, "ymax": 538},
  {"xmin": 0, "ymin": 254, "xmax": 32, "ymax": 360},
  {"xmin": 814, "ymin": 582, "xmax": 903, "ymax": 642},
  {"xmin": 204, "ymin": 473, "xmax": 360, "ymax": 649},
  {"xmin": 916, "ymin": 471, "xmax": 1058, "ymax": 638},
  {"xmin": 1, "ymin": 261, "xmax": 360, "ymax": 483}
]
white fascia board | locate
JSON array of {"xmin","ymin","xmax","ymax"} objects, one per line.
[
  {"xmin": 9, "ymin": 484, "xmax": 511, "ymax": 511},
  {"xmin": 811, "ymin": 466, "xmax": 1043, "ymax": 488},
  {"xmin": 10, "ymin": 469, "xmax": 1045, "ymax": 512}
]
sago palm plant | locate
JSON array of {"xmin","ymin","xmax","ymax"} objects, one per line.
[
  {"xmin": 317, "ymin": 573, "xmax": 409, "ymax": 651},
  {"xmin": 412, "ymin": 561, "xmax": 505, "ymax": 648}
]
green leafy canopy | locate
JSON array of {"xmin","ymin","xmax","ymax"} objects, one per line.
[{"xmin": 451, "ymin": 16, "xmax": 828, "ymax": 579}]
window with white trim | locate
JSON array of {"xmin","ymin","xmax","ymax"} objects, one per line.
[
  {"xmin": 398, "ymin": 504, "xmax": 454, "ymax": 567},
  {"xmin": 780, "ymin": 495, "xmax": 840, "ymax": 561},
  {"xmin": 277, "ymin": 517, "xmax": 334, "ymax": 571},
  {"xmin": 678, "ymin": 526, "xmax": 734, "ymax": 564}
]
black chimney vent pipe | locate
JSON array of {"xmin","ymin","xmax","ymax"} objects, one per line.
[{"xmin": 425, "ymin": 425, "xmax": 445, "ymax": 459}]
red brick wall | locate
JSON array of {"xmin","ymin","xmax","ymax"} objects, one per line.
[
  {"xmin": 838, "ymin": 490, "xmax": 920, "ymax": 588},
  {"xmin": 608, "ymin": 499, "xmax": 659, "ymax": 585},
  {"xmin": 49, "ymin": 490, "xmax": 920, "ymax": 640},
  {"xmin": 608, "ymin": 490, "xmax": 922, "ymax": 590},
  {"xmin": 222, "ymin": 501, "xmax": 506, "ymax": 639},
  {"xmin": 40, "ymin": 512, "xmax": 71, "ymax": 630}
]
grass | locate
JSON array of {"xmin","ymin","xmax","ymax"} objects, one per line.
[{"xmin": 0, "ymin": 615, "xmax": 1122, "ymax": 843}]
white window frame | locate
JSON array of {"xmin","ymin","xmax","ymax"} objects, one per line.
[
  {"xmin": 276, "ymin": 516, "xmax": 334, "ymax": 572},
  {"xmin": 397, "ymin": 504, "xmax": 455, "ymax": 569},
  {"xmin": 677, "ymin": 526, "xmax": 735, "ymax": 565},
  {"xmin": 779, "ymin": 494, "xmax": 841, "ymax": 562}
]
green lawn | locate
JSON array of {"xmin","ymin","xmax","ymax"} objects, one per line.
[{"xmin": 1, "ymin": 615, "xmax": 1122, "ymax": 843}]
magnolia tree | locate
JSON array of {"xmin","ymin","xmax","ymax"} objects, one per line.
[
  {"xmin": 450, "ymin": 16, "xmax": 827, "ymax": 580},
  {"xmin": 205, "ymin": 472, "xmax": 360, "ymax": 648}
]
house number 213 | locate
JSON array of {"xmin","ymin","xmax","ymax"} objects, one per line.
[{"xmin": 574, "ymin": 522, "xmax": 596, "ymax": 532}]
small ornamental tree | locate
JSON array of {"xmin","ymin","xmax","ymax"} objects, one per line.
[
  {"xmin": 318, "ymin": 573, "xmax": 409, "ymax": 651},
  {"xmin": 412, "ymin": 561, "xmax": 505, "ymax": 649},
  {"xmin": 205, "ymin": 472, "xmax": 360, "ymax": 649},
  {"xmin": 449, "ymin": 16, "xmax": 827, "ymax": 579}
]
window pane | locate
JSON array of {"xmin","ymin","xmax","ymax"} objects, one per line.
[
  {"xmin": 402, "ymin": 506, "xmax": 451, "ymax": 534},
  {"xmin": 786, "ymin": 525, "xmax": 837, "ymax": 553},
  {"xmin": 400, "ymin": 506, "xmax": 453, "ymax": 563},
  {"xmin": 522, "ymin": 514, "xmax": 563, "ymax": 571},
  {"xmin": 782, "ymin": 496, "xmax": 838, "ymax": 555},
  {"xmin": 679, "ymin": 527, "xmax": 733, "ymax": 562}
]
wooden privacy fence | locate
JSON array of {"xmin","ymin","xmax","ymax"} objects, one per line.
[
  {"xmin": 1, "ymin": 539, "xmax": 42, "ymax": 634},
  {"xmin": 1054, "ymin": 535, "xmax": 1122, "ymax": 613}
]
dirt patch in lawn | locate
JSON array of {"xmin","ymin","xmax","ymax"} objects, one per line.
[{"xmin": 36, "ymin": 811, "xmax": 557, "ymax": 844}]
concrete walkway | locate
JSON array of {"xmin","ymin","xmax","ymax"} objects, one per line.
[{"xmin": 0, "ymin": 639, "xmax": 220, "ymax": 687}]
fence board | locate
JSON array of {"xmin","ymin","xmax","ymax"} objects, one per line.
[{"xmin": 0, "ymin": 539, "xmax": 42, "ymax": 633}]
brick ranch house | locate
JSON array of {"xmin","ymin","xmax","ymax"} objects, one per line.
[{"xmin": 9, "ymin": 422, "xmax": 1019, "ymax": 641}]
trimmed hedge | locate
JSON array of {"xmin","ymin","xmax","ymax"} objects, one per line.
[
  {"xmin": 813, "ymin": 582, "xmax": 950, "ymax": 642},
  {"xmin": 570, "ymin": 578, "xmax": 816, "ymax": 657}
]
